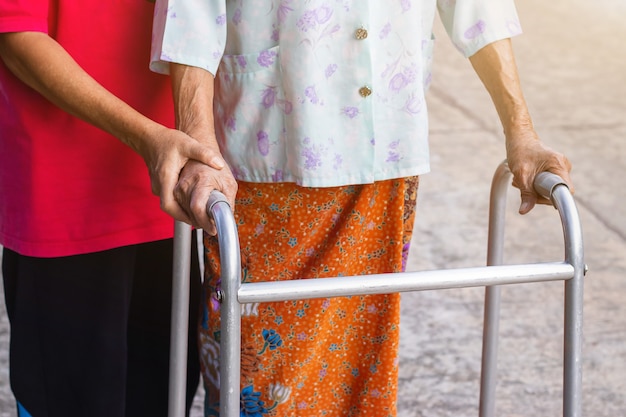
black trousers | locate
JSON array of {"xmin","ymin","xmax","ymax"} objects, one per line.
[{"xmin": 1, "ymin": 237, "xmax": 201, "ymax": 417}]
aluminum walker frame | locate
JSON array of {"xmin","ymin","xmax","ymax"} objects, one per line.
[{"xmin": 167, "ymin": 161, "xmax": 585, "ymax": 417}]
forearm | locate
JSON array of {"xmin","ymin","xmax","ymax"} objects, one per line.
[
  {"xmin": 469, "ymin": 38, "xmax": 535, "ymax": 141},
  {"xmin": 169, "ymin": 63, "xmax": 237, "ymax": 229},
  {"xmin": 0, "ymin": 31, "xmax": 162, "ymax": 153},
  {"xmin": 169, "ymin": 63, "xmax": 220, "ymax": 150},
  {"xmin": 470, "ymin": 38, "xmax": 573, "ymax": 213}
]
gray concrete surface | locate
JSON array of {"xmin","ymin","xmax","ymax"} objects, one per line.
[{"xmin": 1, "ymin": 0, "xmax": 625, "ymax": 415}]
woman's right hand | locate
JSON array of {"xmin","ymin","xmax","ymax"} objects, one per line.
[{"xmin": 173, "ymin": 158, "xmax": 238, "ymax": 234}]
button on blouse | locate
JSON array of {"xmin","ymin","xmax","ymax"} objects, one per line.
[
  {"xmin": 358, "ymin": 86, "xmax": 372, "ymax": 98},
  {"xmin": 355, "ymin": 27, "xmax": 368, "ymax": 40}
]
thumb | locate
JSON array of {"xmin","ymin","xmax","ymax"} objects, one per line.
[
  {"xmin": 189, "ymin": 143, "xmax": 225, "ymax": 170},
  {"xmin": 511, "ymin": 168, "xmax": 538, "ymax": 215},
  {"xmin": 519, "ymin": 190, "xmax": 537, "ymax": 215}
]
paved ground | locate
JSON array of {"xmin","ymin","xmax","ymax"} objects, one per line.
[{"xmin": 1, "ymin": 0, "xmax": 625, "ymax": 415}]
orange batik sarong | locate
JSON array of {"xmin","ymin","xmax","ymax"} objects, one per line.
[{"xmin": 200, "ymin": 177, "xmax": 419, "ymax": 417}]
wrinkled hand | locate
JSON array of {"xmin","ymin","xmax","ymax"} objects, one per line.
[
  {"xmin": 174, "ymin": 159, "xmax": 238, "ymax": 234},
  {"xmin": 138, "ymin": 125, "xmax": 227, "ymax": 223},
  {"xmin": 506, "ymin": 131, "xmax": 573, "ymax": 214}
]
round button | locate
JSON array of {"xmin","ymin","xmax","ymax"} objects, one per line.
[
  {"xmin": 355, "ymin": 28, "xmax": 368, "ymax": 40},
  {"xmin": 358, "ymin": 86, "xmax": 372, "ymax": 97}
]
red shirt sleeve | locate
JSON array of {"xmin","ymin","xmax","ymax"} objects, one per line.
[{"xmin": 0, "ymin": 0, "xmax": 50, "ymax": 33}]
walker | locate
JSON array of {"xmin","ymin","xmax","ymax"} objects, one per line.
[{"xmin": 167, "ymin": 161, "xmax": 586, "ymax": 417}]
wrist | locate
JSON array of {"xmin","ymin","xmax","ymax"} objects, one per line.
[
  {"xmin": 124, "ymin": 119, "xmax": 168, "ymax": 158},
  {"xmin": 503, "ymin": 114, "xmax": 536, "ymax": 139}
]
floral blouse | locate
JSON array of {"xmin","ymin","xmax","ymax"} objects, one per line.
[{"xmin": 151, "ymin": 0, "xmax": 522, "ymax": 188}]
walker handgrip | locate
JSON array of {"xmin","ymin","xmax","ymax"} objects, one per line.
[
  {"xmin": 534, "ymin": 171, "xmax": 570, "ymax": 201},
  {"xmin": 207, "ymin": 190, "xmax": 230, "ymax": 215}
]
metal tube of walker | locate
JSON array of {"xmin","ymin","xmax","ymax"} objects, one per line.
[
  {"xmin": 554, "ymin": 186, "xmax": 585, "ymax": 417},
  {"xmin": 168, "ymin": 220, "xmax": 193, "ymax": 417},
  {"xmin": 479, "ymin": 161, "xmax": 513, "ymax": 417},
  {"xmin": 478, "ymin": 165, "xmax": 584, "ymax": 417},
  {"xmin": 237, "ymin": 263, "xmax": 573, "ymax": 303},
  {"xmin": 208, "ymin": 192, "xmax": 242, "ymax": 417},
  {"xmin": 168, "ymin": 192, "xmax": 242, "ymax": 417},
  {"xmin": 535, "ymin": 171, "xmax": 585, "ymax": 417}
]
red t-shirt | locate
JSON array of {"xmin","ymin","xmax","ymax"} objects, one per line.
[{"xmin": 0, "ymin": 0, "xmax": 176, "ymax": 257}]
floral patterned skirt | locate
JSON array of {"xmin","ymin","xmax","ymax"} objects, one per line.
[{"xmin": 200, "ymin": 176, "xmax": 419, "ymax": 417}]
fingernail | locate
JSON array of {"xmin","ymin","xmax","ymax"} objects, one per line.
[{"xmin": 519, "ymin": 202, "xmax": 530, "ymax": 214}]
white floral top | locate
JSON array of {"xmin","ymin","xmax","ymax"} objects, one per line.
[{"xmin": 151, "ymin": 0, "xmax": 522, "ymax": 187}]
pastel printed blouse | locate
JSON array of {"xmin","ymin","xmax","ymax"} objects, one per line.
[{"xmin": 151, "ymin": 0, "xmax": 522, "ymax": 187}]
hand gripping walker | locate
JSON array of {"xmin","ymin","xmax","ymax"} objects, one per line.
[{"xmin": 167, "ymin": 161, "xmax": 585, "ymax": 417}]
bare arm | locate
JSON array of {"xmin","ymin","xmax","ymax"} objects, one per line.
[
  {"xmin": 169, "ymin": 63, "xmax": 238, "ymax": 233},
  {"xmin": 0, "ymin": 31, "xmax": 224, "ymax": 221},
  {"xmin": 469, "ymin": 38, "xmax": 573, "ymax": 214}
]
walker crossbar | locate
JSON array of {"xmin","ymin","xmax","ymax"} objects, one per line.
[
  {"xmin": 167, "ymin": 161, "xmax": 585, "ymax": 417},
  {"xmin": 236, "ymin": 263, "xmax": 573, "ymax": 303}
]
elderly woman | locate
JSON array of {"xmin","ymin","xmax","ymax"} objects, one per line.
[{"xmin": 151, "ymin": 1, "xmax": 572, "ymax": 415}]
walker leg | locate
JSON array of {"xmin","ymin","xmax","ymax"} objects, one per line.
[
  {"xmin": 168, "ymin": 221, "xmax": 192, "ymax": 417},
  {"xmin": 479, "ymin": 286, "xmax": 501, "ymax": 417},
  {"xmin": 563, "ymin": 275, "xmax": 584, "ymax": 417},
  {"xmin": 206, "ymin": 193, "xmax": 242, "ymax": 417},
  {"xmin": 219, "ymin": 271, "xmax": 241, "ymax": 417},
  {"xmin": 479, "ymin": 162, "xmax": 511, "ymax": 417},
  {"xmin": 549, "ymin": 184, "xmax": 585, "ymax": 417}
]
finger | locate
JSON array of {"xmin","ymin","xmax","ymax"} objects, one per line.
[
  {"xmin": 188, "ymin": 142, "xmax": 225, "ymax": 170},
  {"xmin": 511, "ymin": 168, "xmax": 539, "ymax": 215},
  {"xmin": 217, "ymin": 174, "xmax": 239, "ymax": 211},
  {"xmin": 149, "ymin": 174, "xmax": 161, "ymax": 197},
  {"xmin": 519, "ymin": 189, "xmax": 538, "ymax": 215},
  {"xmin": 168, "ymin": 203, "xmax": 195, "ymax": 226},
  {"xmin": 539, "ymin": 149, "xmax": 573, "ymax": 187},
  {"xmin": 160, "ymin": 170, "xmax": 195, "ymax": 225},
  {"xmin": 174, "ymin": 169, "xmax": 216, "ymax": 231},
  {"xmin": 198, "ymin": 176, "xmax": 236, "ymax": 235},
  {"xmin": 163, "ymin": 190, "xmax": 194, "ymax": 225},
  {"xmin": 188, "ymin": 187, "xmax": 215, "ymax": 231},
  {"xmin": 551, "ymin": 163, "xmax": 575, "ymax": 195},
  {"xmin": 204, "ymin": 221, "xmax": 218, "ymax": 237}
]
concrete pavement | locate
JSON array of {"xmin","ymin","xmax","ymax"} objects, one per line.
[{"xmin": 1, "ymin": 0, "xmax": 625, "ymax": 415}]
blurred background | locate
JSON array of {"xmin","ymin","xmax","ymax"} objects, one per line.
[{"xmin": 1, "ymin": 0, "xmax": 625, "ymax": 415}]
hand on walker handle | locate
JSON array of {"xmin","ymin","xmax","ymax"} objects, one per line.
[
  {"xmin": 505, "ymin": 138, "xmax": 574, "ymax": 215},
  {"xmin": 173, "ymin": 159, "xmax": 238, "ymax": 235}
]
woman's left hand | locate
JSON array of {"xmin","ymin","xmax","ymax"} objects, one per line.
[{"xmin": 505, "ymin": 129, "xmax": 574, "ymax": 214}]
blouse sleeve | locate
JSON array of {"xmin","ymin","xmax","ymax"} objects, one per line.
[
  {"xmin": 437, "ymin": 0, "xmax": 523, "ymax": 58},
  {"xmin": 150, "ymin": 0, "xmax": 227, "ymax": 76}
]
